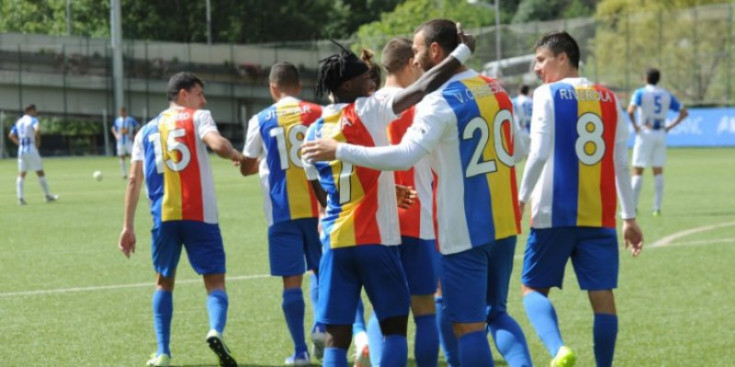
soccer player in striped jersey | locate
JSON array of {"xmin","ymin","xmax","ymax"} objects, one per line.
[
  {"xmin": 301, "ymin": 30, "xmax": 474, "ymax": 367},
  {"xmin": 112, "ymin": 107, "xmax": 140, "ymax": 179},
  {"xmin": 355, "ymin": 37, "xmax": 440, "ymax": 367},
  {"xmin": 517, "ymin": 31, "xmax": 644, "ymax": 367},
  {"xmin": 9, "ymin": 104, "xmax": 58, "ymax": 205},
  {"xmin": 512, "ymin": 85, "xmax": 533, "ymax": 160},
  {"xmin": 627, "ymin": 68, "xmax": 688, "ymax": 216},
  {"xmin": 118, "ymin": 72, "xmax": 242, "ymax": 367},
  {"xmin": 240, "ymin": 62, "xmax": 324, "ymax": 366},
  {"xmin": 303, "ymin": 19, "xmax": 531, "ymax": 367}
]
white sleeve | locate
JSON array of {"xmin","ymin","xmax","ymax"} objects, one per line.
[
  {"xmin": 194, "ymin": 110, "xmax": 218, "ymax": 139},
  {"xmin": 302, "ymin": 124, "xmax": 320, "ymax": 180},
  {"xmin": 613, "ymin": 100, "xmax": 636, "ymax": 219},
  {"xmin": 242, "ymin": 115, "xmax": 262, "ymax": 158},
  {"xmin": 336, "ymin": 139, "xmax": 430, "ymax": 171},
  {"xmin": 131, "ymin": 130, "xmax": 144, "ymax": 162},
  {"xmin": 518, "ymin": 86, "xmax": 553, "ymax": 203},
  {"xmin": 355, "ymin": 90, "xmax": 398, "ymax": 133}
]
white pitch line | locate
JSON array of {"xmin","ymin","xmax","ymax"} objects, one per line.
[
  {"xmin": 655, "ymin": 237, "xmax": 735, "ymax": 247},
  {"xmin": 649, "ymin": 221, "xmax": 735, "ymax": 248},
  {"xmin": 0, "ymin": 273, "xmax": 270, "ymax": 298}
]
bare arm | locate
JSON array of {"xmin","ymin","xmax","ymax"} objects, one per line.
[
  {"xmin": 626, "ymin": 105, "xmax": 639, "ymax": 133},
  {"xmin": 202, "ymin": 131, "xmax": 244, "ymax": 163},
  {"xmin": 118, "ymin": 161, "xmax": 143, "ymax": 258},
  {"xmin": 309, "ymin": 179, "xmax": 327, "ymax": 208},
  {"xmin": 34, "ymin": 126, "xmax": 41, "ymax": 149},
  {"xmin": 8, "ymin": 132, "xmax": 19, "ymax": 145},
  {"xmin": 111, "ymin": 126, "xmax": 120, "ymax": 140},
  {"xmin": 666, "ymin": 107, "xmax": 688, "ymax": 132},
  {"xmin": 239, "ymin": 157, "xmax": 259, "ymax": 176},
  {"xmin": 391, "ymin": 26, "xmax": 475, "ymax": 115}
]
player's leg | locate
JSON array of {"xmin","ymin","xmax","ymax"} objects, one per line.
[
  {"xmin": 183, "ymin": 222, "xmax": 236, "ymax": 367},
  {"xmin": 441, "ymin": 244, "xmax": 494, "ymax": 367},
  {"xmin": 652, "ymin": 132, "xmax": 666, "ymax": 215},
  {"xmin": 402, "ymin": 237, "xmax": 439, "ymax": 367},
  {"xmin": 268, "ymin": 221, "xmax": 310, "ymax": 364},
  {"xmin": 16, "ymin": 157, "xmax": 27, "ymax": 204},
  {"xmin": 486, "ymin": 236, "xmax": 531, "ymax": 367},
  {"xmin": 27, "ymin": 150, "xmax": 55, "ymax": 201},
  {"xmin": 360, "ymin": 245, "xmax": 410, "ymax": 367},
  {"xmin": 318, "ymin": 246, "xmax": 362, "ymax": 367},
  {"xmin": 572, "ymin": 227, "xmax": 619, "ymax": 367},
  {"xmin": 631, "ymin": 132, "xmax": 650, "ymax": 212},
  {"xmin": 521, "ymin": 228, "xmax": 575, "ymax": 363},
  {"xmin": 435, "ymin": 282, "xmax": 459, "ymax": 367},
  {"xmin": 149, "ymin": 222, "xmax": 183, "ymax": 362},
  {"xmin": 117, "ymin": 141, "xmax": 127, "ymax": 178},
  {"xmin": 364, "ymin": 308, "xmax": 380, "ymax": 367},
  {"xmin": 301, "ymin": 218, "xmax": 326, "ymax": 360}
]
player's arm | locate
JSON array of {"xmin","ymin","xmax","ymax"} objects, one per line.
[
  {"xmin": 614, "ymin": 97, "xmax": 643, "ymax": 256},
  {"xmin": 309, "ymin": 180, "xmax": 327, "ymax": 208},
  {"xmin": 626, "ymin": 104, "xmax": 639, "ymax": 133},
  {"xmin": 518, "ymin": 87, "xmax": 553, "ymax": 215},
  {"xmin": 119, "ymin": 160, "xmax": 143, "ymax": 258},
  {"xmin": 391, "ymin": 24, "xmax": 474, "ymax": 115},
  {"xmin": 33, "ymin": 122, "xmax": 41, "ymax": 148},
  {"xmin": 8, "ymin": 129, "xmax": 19, "ymax": 145},
  {"xmin": 203, "ymin": 131, "xmax": 244, "ymax": 163},
  {"xmin": 240, "ymin": 115, "xmax": 262, "ymax": 176},
  {"xmin": 665, "ymin": 106, "xmax": 688, "ymax": 133},
  {"xmin": 111, "ymin": 125, "xmax": 120, "ymax": 140}
]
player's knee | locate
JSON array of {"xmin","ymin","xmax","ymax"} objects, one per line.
[
  {"xmin": 410, "ymin": 295, "xmax": 436, "ymax": 316},
  {"xmin": 282, "ymin": 274, "xmax": 304, "ymax": 289},
  {"xmin": 379, "ymin": 315, "xmax": 409, "ymax": 336},
  {"xmin": 452, "ymin": 322, "xmax": 485, "ymax": 337},
  {"xmin": 325, "ymin": 324, "xmax": 352, "ymax": 349}
]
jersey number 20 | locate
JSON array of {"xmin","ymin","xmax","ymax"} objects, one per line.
[{"xmin": 462, "ymin": 109, "xmax": 515, "ymax": 178}]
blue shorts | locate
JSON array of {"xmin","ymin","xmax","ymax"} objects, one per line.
[
  {"xmin": 440, "ymin": 237, "xmax": 517, "ymax": 323},
  {"xmin": 317, "ymin": 244, "xmax": 410, "ymax": 325},
  {"xmin": 268, "ymin": 218, "xmax": 321, "ymax": 277},
  {"xmin": 151, "ymin": 220, "xmax": 226, "ymax": 278},
  {"xmin": 521, "ymin": 227, "xmax": 619, "ymax": 291},
  {"xmin": 399, "ymin": 237, "xmax": 438, "ymax": 295}
]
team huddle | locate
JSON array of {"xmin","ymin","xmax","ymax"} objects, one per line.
[{"xmin": 72, "ymin": 17, "xmax": 693, "ymax": 367}]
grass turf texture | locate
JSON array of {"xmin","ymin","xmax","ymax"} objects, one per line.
[{"xmin": 0, "ymin": 148, "xmax": 733, "ymax": 366}]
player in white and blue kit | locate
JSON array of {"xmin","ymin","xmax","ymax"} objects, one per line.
[
  {"xmin": 512, "ymin": 85, "xmax": 533, "ymax": 160},
  {"xmin": 112, "ymin": 107, "xmax": 139, "ymax": 179},
  {"xmin": 627, "ymin": 68, "xmax": 688, "ymax": 216},
  {"xmin": 8, "ymin": 104, "xmax": 58, "ymax": 205}
]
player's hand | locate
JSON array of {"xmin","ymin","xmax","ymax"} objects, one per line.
[
  {"xmin": 230, "ymin": 150, "xmax": 245, "ymax": 166},
  {"xmin": 118, "ymin": 227, "xmax": 136, "ymax": 258},
  {"xmin": 622, "ymin": 219, "xmax": 643, "ymax": 257},
  {"xmin": 456, "ymin": 23, "xmax": 476, "ymax": 53},
  {"xmin": 302, "ymin": 139, "xmax": 339, "ymax": 162},
  {"xmin": 633, "ymin": 124, "xmax": 640, "ymax": 133},
  {"xmin": 395, "ymin": 184, "xmax": 417, "ymax": 209}
]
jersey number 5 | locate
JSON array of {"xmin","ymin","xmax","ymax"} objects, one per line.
[
  {"xmin": 149, "ymin": 129, "xmax": 191, "ymax": 173},
  {"xmin": 462, "ymin": 109, "xmax": 515, "ymax": 178}
]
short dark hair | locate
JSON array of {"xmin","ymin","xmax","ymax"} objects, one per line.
[
  {"xmin": 167, "ymin": 72, "xmax": 204, "ymax": 101},
  {"xmin": 415, "ymin": 19, "xmax": 458, "ymax": 55},
  {"xmin": 382, "ymin": 37, "xmax": 414, "ymax": 74},
  {"xmin": 535, "ymin": 31, "xmax": 580, "ymax": 69},
  {"xmin": 269, "ymin": 62, "xmax": 300, "ymax": 88},
  {"xmin": 646, "ymin": 68, "xmax": 660, "ymax": 85},
  {"xmin": 519, "ymin": 85, "xmax": 530, "ymax": 95},
  {"xmin": 23, "ymin": 104, "xmax": 36, "ymax": 113}
]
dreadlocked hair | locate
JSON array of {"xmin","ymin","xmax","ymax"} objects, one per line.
[{"xmin": 315, "ymin": 40, "xmax": 369, "ymax": 98}]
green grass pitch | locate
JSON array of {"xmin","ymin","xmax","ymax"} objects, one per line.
[{"xmin": 0, "ymin": 148, "xmax": 734, "ymax": 366}]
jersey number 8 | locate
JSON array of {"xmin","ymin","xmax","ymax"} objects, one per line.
[
  {"xmin": 270, "ymin": 125, "xmax": 308, "ymax": 170},
  {"xmin": 575, "ymin": 113, "xmax": 606, "ymax": 165}
]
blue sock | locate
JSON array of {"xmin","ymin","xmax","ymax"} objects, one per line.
[
  {"xmin": 523, "ymin": 291, "xmax": 564, "ymax": 356},
  {"xmin": 353, "ymin": 298, "xmax": 366, "ymax": 334},
  {"xmin": 380, "ymin": 335, "xmax": 408, "ymax": 367},
  {"xmin": 488, "ymin": 312, "xmax": 532, "ymax": 367},
  {"xmin": 458, "ymin": 330, "xmax": 493, "ymax": 366},
  {"xmin": 367, "ymin": 311, "xmax": 383, "ymax": 366},
  {"xmin": 414, "ymin": 314, "xmax": 439, "ymax": 367},
  {"xmin": 309, "ymin": 273, "xmax": 320, "ymax": 332},
  {"xmin": 152, "ymin": 290, "xmax": 173, "ymax": 356},
  {"xmin": 323, "ymin": 347, "xmax": 348, "ymax": 367},
  {"xmin": 206, "ymin": 289, "xmax": 228, "ymax": 333},
  {"xmin": 282, "ymin": 288, "xmax": 307, "ymax": 354},
  {"xmin": 435, "ymin": 297, "xmax": 459, "ymax": 366},
  {"xmin": 594, "ymin": 313, "xmax": 618, "ymax": 367}
]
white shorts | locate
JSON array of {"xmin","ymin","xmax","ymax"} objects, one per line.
[
  {"xmin": 632, "ymin": 129, "xmax": 666, "ymax": 168},
  {"xmin": 117, "ymin": 141, "xmax": 133, "ymax": 156},
  {"xmin": 18, "ymin": 149, "xmax": 43, "ymax": 172}
]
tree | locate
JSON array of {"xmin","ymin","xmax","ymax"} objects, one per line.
[{"xmin": 590, "ymin": 0, "xmax": 732, "ymax": 105}]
